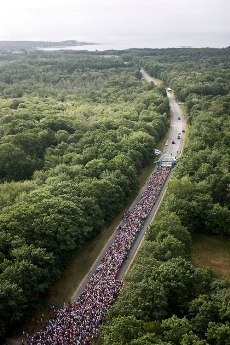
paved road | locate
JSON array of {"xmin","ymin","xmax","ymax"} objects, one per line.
[
  {"xmin": 71, "ymin": 69, "xmax": 186, "ymax": 300},
  {"xmin": 118, "ymin": 71, "xmax": 186, "ymax": 277},
  {"xmin": 140, "ymin": 68, "xmax": 159, "ymax": 85},
  {"xmin": 6, "ymin": 70, "xmax": 186, "ymax": 345},
  {"xmin": 140, "ymin": 68, "xmax": 185, "ymax": 157},
  {"xmin": 166, "ymin": 92, "xmax": 186, "ymax": 158}
]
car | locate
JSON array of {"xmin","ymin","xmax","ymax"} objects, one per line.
[
  {"xmin": 178, "ymin": 117, "xmax": 181, "ymax": 120},
  {"xmin": 177, "ymin": 135, "xmax": 181, "ymax": 139},
  {"xmin": 182, "ymin": 129, "xmax": 185, "ymax": 133},
  {"xmin": 165, "ymin": 141, "xmax": 168, "ymax": 146},
  {"xmin": 172, "ymin": 140, "xmax": 175, "ymax": 144}
]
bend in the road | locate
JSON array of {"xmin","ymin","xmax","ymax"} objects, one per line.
[{"xmin": 71, "ymin": 70, "xmax": 186, "ymax": 299}]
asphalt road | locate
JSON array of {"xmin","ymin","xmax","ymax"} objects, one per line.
[
  {"xmin": 71, "ymin": 69, "xmax": 186, "ymax": 300},
  {"xmin": 166, "ymin": 92, "xmax": 186, "ymax": 158},
  {"xmin": 118, "ymin": 72, "xmax": 186, "ymax": 277},
  {"xmin": 140, "ymin": 67, "xmax": 185, "ymax": 157},
  {"xmin": 140, "ymin": 68, "xmax": 159, "ymax": 85},
  {"xmin": 6, "ymin": 70, "xmax": 186, "ymax": 345}
]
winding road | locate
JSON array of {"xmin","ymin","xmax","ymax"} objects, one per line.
[
  {"xmin": 71, "ymin": 69, "xmax": 186, "ymax": 299},
  {"xmin": 6, "ymin": 69, "xmax": 186, "ymax": 345},
  {"xmin": 118, "ymin": 70, "xmax": 186, "ymax": 277}
]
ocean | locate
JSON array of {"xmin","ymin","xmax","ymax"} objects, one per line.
[{"xmin": 42, "ymin": 32, "xmax": 230, "ymax": 51}]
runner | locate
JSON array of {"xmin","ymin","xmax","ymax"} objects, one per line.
[{"xmin": 27, "ymin": 166, "xmax": 170, "ymax": 345}]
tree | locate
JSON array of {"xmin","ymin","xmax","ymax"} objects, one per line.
[
  {"xmin": 0, "ymin": 279, "xmax": 25, "ymax": 332},
  {"xmin": 189, "ymin": 295, "xmax": 219, "ymax": 336},
  {"xmin": 103, "ymin": 316, "xmax": 144, "ymax": 345},
  {"xmin": 147, "ymin": 211, "xmax": 192, "ymax": 255},
  {"xmin": 109, "ymin": 280, "xmax": 168, "ymax": 321},
  {"xmin": 181, "ymin": 333, "xmax": 208, "ymax": 345},
  {"xmin": 130, "ymin": 333, "xmax": 172, "ymax": 345},
  {"xmin": 0, "ymin": 197, "xmax": 86, "ymax": 258},
  {"xmin": 161, "ymin": 315, "xmax": 193, "ymax": 345},
  {"xmin": 0, "ymin": 143, "xmax": 34, "ymax": 181},
  {"xmin": 205, "ymin": 203, "xmax": 230, "ymax": 235},
  {"xmin": 206, "ymin": 322, "xmax": 230, "ymax": 345},
  {"xmin": 153, "ymin": 258, "xmax": 195, "ymax": 315},
  {"xmin": 152, "ymin": 235, "xmax": 189, "ymax": 261},
  {"xmin": 84, "ymin": 158, "xmax": 108, "ymax": 178}
]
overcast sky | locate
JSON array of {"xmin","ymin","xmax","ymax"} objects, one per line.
[{"xmin": 0, "ymin": 0, "xmax": 229, "ymax": 41}]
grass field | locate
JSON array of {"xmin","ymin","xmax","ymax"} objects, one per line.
[{"xmin": 192, "ymin": 233, "xmax": 230, "ymax": 279}]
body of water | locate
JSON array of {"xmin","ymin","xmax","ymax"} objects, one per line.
[{"xmin": 41, "ymin": 32, "xmax": 230, "ymax": 51}]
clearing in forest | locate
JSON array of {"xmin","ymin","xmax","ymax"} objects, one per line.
[{"xmin": 192, "ymin": 233, "xmax": 230, "ymax": 279}]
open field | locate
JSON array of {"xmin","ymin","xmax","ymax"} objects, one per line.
[{"xmin": 192, "ymin": 233, "xmax": 230, "ymax": 279}]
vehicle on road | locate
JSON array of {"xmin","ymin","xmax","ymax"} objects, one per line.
[{"xmin": 178, "ymin": 117, "xmax": 181, "ymax": 120}]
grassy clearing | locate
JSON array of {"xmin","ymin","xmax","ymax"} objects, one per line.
[{"xmin": 192, "ymin": 233, "xmax": 230, "ymax": 279}]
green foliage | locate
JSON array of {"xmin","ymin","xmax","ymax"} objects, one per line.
[
  {"xmin": 0, "ymin": 51, "xmax": 170, "ymax": 340},
  {"xmin": 0, "ymin": 143, "xmax": 35, "ymax": 181},
  {"xmin": 109, "ymin": 279, "xmax": 168, "ymax": 321},
  {"xmin": 206, "ymin": 322, "xmax": 230, "ymax": 345},
  {"xmin": 103, "ymin": 316, "xmax": 144, "ymax": 345},
  {"xmin": 1, "ymin": 47, "xmax": 229, "ymax": 343},
  {"xmin": 103, "ymin": 47, "xmax": 230, "ymax": 345},
  {"xmin": 161, "ymin": 315, "xmax": 193, "ymax": 344}
]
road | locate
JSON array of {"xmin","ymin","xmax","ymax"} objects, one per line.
[
  {"xmin": 140, "ymin": 67, "xmax": 185, "ymax": 157},
  {"xmin": 71, "ymin": 69, "xmax": 186, "ymax": 299},
  {"xmin": 140, "ymin": 68, "xmax": 159, "ymax": 85},
  {"xmin": 165, "ymin": 91, "xmax": 185, "ymax": 159},
  {"xmin": 6, "ymin": 70, "xmax": 186, "ymax": 345},
  {"xmin": 118, "ymin": 70, "xmax": 186, "ymax": 277}
]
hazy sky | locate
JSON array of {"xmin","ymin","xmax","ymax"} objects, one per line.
[{"xmin": 0, "ymin": 0, "xmax": 229, "ymax": 41}]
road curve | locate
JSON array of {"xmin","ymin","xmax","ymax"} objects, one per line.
[
  {"xmin": 71, "ymin": 70, "xmax": 186, "ymax": 299},
  {"xmin": 6, "ymin": 71, "xmax": 186, "ymax": 345},
  {"xmin": 118, "ymin": 70, "xmax": 186, "ymax": 277}
]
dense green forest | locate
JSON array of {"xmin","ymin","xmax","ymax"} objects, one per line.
[
  {"xmin": 102, "ymin": 48, "xmax": 230, "ymax": 345},
  {"xmin": 0, "ymin": 51, "xmax": 170, "ymax": 340},
  {"xmin": 0, "ymin": 47, "xmax": 229, "ymax": 343}
]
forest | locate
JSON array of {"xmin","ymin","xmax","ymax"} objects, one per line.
[
  {"xmin": 0, "ymin": 47, "xmax": 229, "ymax": 344},
  {"xmin": 0, "ymin": 50, "xmax": 169, "ymax": 341},
  {"xmin": 102, "ymin": 48, "xmax": 230, "ymax": 344}
]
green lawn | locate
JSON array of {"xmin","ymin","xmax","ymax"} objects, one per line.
[{"xmin": 192, "ymin": 233, "xmax": 230, "ymax": 279}]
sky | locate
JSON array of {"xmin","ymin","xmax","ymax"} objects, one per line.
[{"xmin": 0, "ymin": 0, "xmax": 229, "ymax": 42}]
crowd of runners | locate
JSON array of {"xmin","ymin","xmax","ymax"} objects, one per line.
[{"xmin": 25, "ymin": 166, "xmax": 170, "ymax": 345}]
